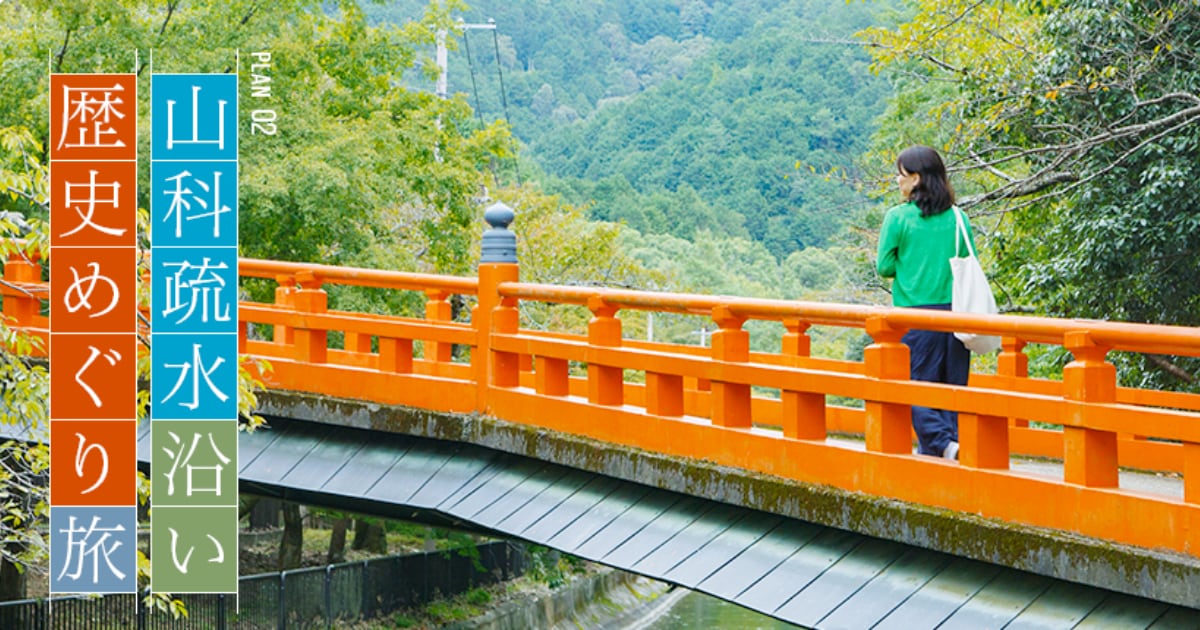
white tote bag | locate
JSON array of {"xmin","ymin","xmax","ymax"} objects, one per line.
[{"xmin": 949, "ymin": 208, "xmax": 1001, "ymax": 353}]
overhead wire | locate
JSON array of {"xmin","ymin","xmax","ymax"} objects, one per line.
[
  {"xmin": 458, "ymin": 20, "xmax": 522, "ymax": 187},
  {"xmin": 462, "ymin": 28, "xmax": 500, "ymax": 189},
  {"xmin": 491, "ymin": 27, "xmax": 521, "ymax": 185},
  {"xmin": 461, "ymin": 30, "xmax": 488, "ymax": 132}
]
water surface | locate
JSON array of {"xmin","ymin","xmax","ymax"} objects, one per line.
[{"xmin": 640, "ymin": 588, "xmax": 801, "ymax": 630}]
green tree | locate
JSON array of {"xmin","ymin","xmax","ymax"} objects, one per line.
[
  {"xmin": 0, "ymin": 234, "xmax": 49, "ymax": 603},
  {"xmin": 0, "ymin": 0, "xmax": 511, "ymax": 281},
  {"xmin": 860, "ymin": 0, "xmax": 1200, "ymax": 386},
  {"xmin": 0, "ymin": 0, "xmax": 492, "ymax": 608}
]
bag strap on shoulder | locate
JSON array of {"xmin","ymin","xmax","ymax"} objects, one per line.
[{"xmin": 953, "ymin": 207, "xmax": 977, "ymax": 259}]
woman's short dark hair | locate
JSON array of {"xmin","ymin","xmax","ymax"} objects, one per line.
[{"xmin": 897, "ymin": 145, "xmax": 955, "ymax": 217}]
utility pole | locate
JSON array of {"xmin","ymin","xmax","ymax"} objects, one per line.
[
  {"xmin": 435, "ymin": 30, "xmax": 448, "ymax": 100},
  {"xmin": 434, "ymin": 18, "xmax": 502, "ymax": 181},
  {"xmin": 435, "ymin": 18, "xmax": 497, "ymax": 101}
]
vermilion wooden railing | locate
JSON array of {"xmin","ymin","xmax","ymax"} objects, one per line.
[{"xmin": 7, "ymin": 251, "xmax": 1200, "ymax": 558}]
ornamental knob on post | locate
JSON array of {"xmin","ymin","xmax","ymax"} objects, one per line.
[
  {"xmin": 480, "ymin": 201, "xmax": 517, "ymax": 264},
  {"xmin": 476, "ymin": 201, "xmax": 519, "ymax": 410}
]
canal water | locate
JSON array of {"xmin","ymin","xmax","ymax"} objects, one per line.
[{"xmin": 640, "ymin": 588, "xmax": 802, "ymax": 629}]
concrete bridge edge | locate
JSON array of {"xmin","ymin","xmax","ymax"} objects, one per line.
[{"xmin": 256, "ymin": 390, "xmax": 1200, "ymax": 609}]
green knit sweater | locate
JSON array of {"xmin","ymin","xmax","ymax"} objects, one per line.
[{"xmin": 876, "ymin": 201, "xmax": 976, "ymax": 307}]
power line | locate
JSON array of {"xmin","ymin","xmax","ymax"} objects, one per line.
[
  {"xmin": 489, "ymin": 25, "xmax": 520, "ymax": 185},
  {"xmin": 460, "ymin": 29, "xmax": 487, "ymax": 131},
  {"xmin": 439, "ymin": 18, "xmax": 521, "ymax": 187}
]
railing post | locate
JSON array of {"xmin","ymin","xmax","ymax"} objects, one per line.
[
  {"xmin": 424, "ymin": 289, "xmax": 453, "ymax": 362},
  {"xmin": 291, "ymin": 271, "xmax": 328, "ymax": 364},
  {"xmin": 959, "ymin": 334, "xmax": 1020, "ymax": 468},
  {"xmin": 1063, "ymin": 331, "xmax": 1118, "ymax": 487},
  {"xmin": 476, "ymin": 202, "xmax": 519, "ymax": 411},
  {"xmin": 959, "ymin": 411, "xmax": 1010, "ymax": 469},
  {"xmin": 710, "ymin": 305, "xmax": 750, "ymax": 428},
  {"xmin": 325, "ymin": 565, "xmax": 333, "ymax": 630},
  {"xmin": 279, "ymin": 570, "xmax": 288, "ymax": 630},
  {"xmin": 863, "ymin": 315, "xmax": 912, "ymax": 454},
  {"xmin": 587, "ymin": 297, "xmax": 623, "ymax": 406},
  {"xmin": 781, "ymin": 319, "xmax": 824, "ymax": 439},
  {"xmin": 492, "ymin": 294, "xmax": 520, "ymax": 388},
  {"xmin": 343, "ymin": 320, "xmax": 372, "ymax": 353},
  {"xmin": 378, "ymin": 337, "xmax": 414, "ymax": 374},
  {"xmin": 535, "ymin": 356, "xmax": 570, "ymax": 397},
  {"xmin": 999, "ymin": 336, "xmax": 1029, "ymax": 427},
  {"xmin": 2, "ymin": 252, "xmax": 41, "ymax": 328},
  {"xmin": 961, "ymin": 337, "xmax": 1015, "ymax": 469},
  {"xmin": 360, "ymin": 560, "xmax": 369, "ymax": 620},
  {"xmin": 1188, "ymin": 444, "xmax": 1200, "ymax": 553},
  {"xmin": 343, "ymin": 331, "xmax": 373, "ymax": 354},
  {"xmin": 238, "ymin": 320, "xmax": 248, "ymax": 354},
  {"xmin": 1185, "ymin": 443, "xmax": 1200, "ymax": 504},
  {"xmin": 273, "ymin": 274, "xmax": 296, "ymax": 346},
  {"xmin": 645, "ymin": 369, "xmax": 684, "ymax": 417}
]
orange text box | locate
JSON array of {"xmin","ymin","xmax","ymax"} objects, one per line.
[
  {"xmin": 50, "ymin": 420, "xmax": 136, "ymax": 506},
  {"xmin": 49, "ymin": 74, "xmax": 137, "ymax": 162},
  {"xmin": 51, "ymin": 161, "xmax": 137, "ymax": 248},
  {"xmin": 50, "ymin": 332, "xmax": 136, "ymax": 420},
  {"xmin": 50, "ymin": 247, "xmax": 136, "ymax": 334}
]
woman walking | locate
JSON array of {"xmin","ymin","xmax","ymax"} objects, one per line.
[{"xmin": 876, "ymin": 145, "xmax": 976, "ymax": 460}]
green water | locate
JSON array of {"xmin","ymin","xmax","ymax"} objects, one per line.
[{"xmin": 642, "ymin": 588, "xmax": 802, "ymax": 629}]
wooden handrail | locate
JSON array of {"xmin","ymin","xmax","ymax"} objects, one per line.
[
  {"xmin": 239, "ymin": 258, "xmax": 479, "ymax": 294},
  {"xmin": 501, "ymin": 281, "xmax": 1200, "ymax": 354}
]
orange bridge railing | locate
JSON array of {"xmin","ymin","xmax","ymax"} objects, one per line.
[{"xmin": 6, "ymin": 241, "xmax": 1200, "ymax": 560}]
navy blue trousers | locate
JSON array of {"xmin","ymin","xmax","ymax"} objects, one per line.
[{"xmin": 901, "ymin": 304, "xmax": 970, "ymax": 456}]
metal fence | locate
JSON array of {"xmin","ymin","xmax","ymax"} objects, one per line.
[{"xmin": 0, "ymin": 540, "xmax": 527, "ymax": 629}]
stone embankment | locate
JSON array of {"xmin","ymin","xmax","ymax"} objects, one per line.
[{"xmin": 447, "ymin": 568, "xmax": 680, "ymax": 630}]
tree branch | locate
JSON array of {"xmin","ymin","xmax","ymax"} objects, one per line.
[
  {"xmin": 240, "ymin": 3, "xmax": 261, "ymax": 27},
  {"xmin": 1147, "ymin": 354, "xmax": 1195, "ymax": 384},
  {"xmin": 53, "ymin": 28, "xmax": 73, "ymax": 73},
  {"xmin": 158, "ymin": 0, "xmax": 180, "ymax": 37},
  {"xmin": 139, "ymin": 0, "xmax": 181, "ymax": 75},
  {"xmin": 960, "ymin": 171, "xmax": 1079, "ymax": 206}
]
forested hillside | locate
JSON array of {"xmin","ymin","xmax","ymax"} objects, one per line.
[{"xmin": 369, "ymin": 0, "xmax": 898, "ymax": 263}]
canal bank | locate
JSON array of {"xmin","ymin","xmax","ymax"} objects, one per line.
[
  {"xmin": 439, "ymin": 565, "xmax": 668, "ymax": 630},
  {"xmin": 445, "ymin": 565, "xmax": 801, "ymax": 630}
]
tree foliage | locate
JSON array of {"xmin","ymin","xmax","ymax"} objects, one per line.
[
  {"xmin": 0, "ymin": 249, "xmax": 49, "ymax": 602},
  {"xmin": 0, "ymin": 0, "xmax": 515, "ymax": 283},
  {"xmin": 0, "ymin": 0, "xmax": 663, "ymax": 602},
  {"xmin": 860, "ymin": 0, "xmax": 1200, "ymax": 386},
  {"xmin": 368, "ymin": 0, "xmax": 897, "ymax": 261},
  {"xmin": 529, "ymin": 2, "xmax": 892, "ymax": 259},
  {"xmin": 0, "ymin": 0, "xmax": 499, "ymax": 606}
]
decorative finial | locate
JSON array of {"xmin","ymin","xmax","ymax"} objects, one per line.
[{"xmin": 481, "ymin": 201, "xmax": 517, "ymax": 263}]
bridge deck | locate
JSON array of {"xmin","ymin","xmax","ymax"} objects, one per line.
[
  {"xmin": 129, "ymin": 416, "xmax": 1198, "ymax": 629},
  {"xmin": 824, "ymin": 434, "xmax": 1186, "ymax": 498}
]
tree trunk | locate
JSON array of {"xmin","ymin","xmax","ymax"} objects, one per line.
[
  {"xmin": 351, "ymin": 519, "xmax": 387, "ymax": 554},
  {"xmin": 351, "ymin": 518, "xmax": 368, "ymax": 549},
  {"xmin": 239, "ymin": 495, "xmax": 258, "ymax": 521},
  {"xmin": 0, "ymin": 553, "xmax": 26, "ymax": 602},
  {"xmin": 0, "ymin": 446, "xmax": 30, "ymax": 602},
  {"xmin": 327, "ymin": 517, "xmax": 349, "ymax": 564},
  {"xmin": 250, "ymin": 498, "xmax": 281, "ymax": 529},
  {"xmin": 277, "ymin": 503, "xmax": 303, "ymax": 570}
]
